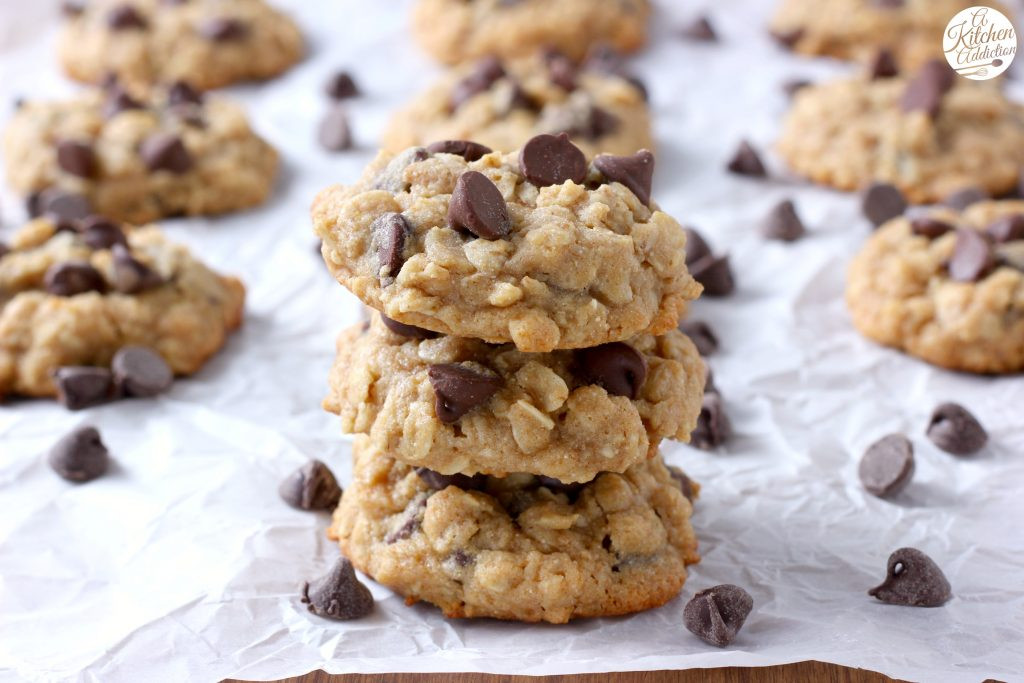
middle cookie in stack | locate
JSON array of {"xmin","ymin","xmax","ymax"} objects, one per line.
[{"xmin": 313, "ymin": 134, "xmax": 706, "ymax": 622}]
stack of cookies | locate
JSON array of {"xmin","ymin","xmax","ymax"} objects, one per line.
[{"xmin": 312, "ymin": 132, "xmax": 709, "ymax": 623}]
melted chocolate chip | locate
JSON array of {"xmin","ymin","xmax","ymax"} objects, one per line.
[
  {"xmin": 593, "ymin": 150, "xmax": 655, "ymax": 207},
  {"xmin": 574, "ymin": 342, "xmax": 647, "ymax": 399},
  {"xmin": 425, "ymin": 139, "xmax": 492, "ymax": 161},
  {"xmin": 56, "ymin": 140, "xmax": 98, "ymax": 178},
  {"xmin": 518, "ymin": 133, "xmax": 587, "ymax": 187},
  {"xmin": 448, "ymin": 171, "xmax": 511, "ymax": 240},
  {"xmin": 44, "ymin": 261, "xmax": 106, "ymax": 296},
  {"xmin": 427, "ymin": 363, "xmax": 502, "ymax": 423},
  {"xmin": 380, "ymin": 314, "xmax": 439, "ymax": 339}
]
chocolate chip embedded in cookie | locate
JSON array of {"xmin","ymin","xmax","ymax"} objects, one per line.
[
  {"xmin": 323, "ymin": 316, "xmax": 705, "ymax": 483},
  {"xmin": 846, "ymin": 200, "xmax": 1024, "ymax": 373},
  {"xmin": 313, "ymin": 143, "xmax": 701, "ymax": 352},
  {"xmin": 328, "ymin": 436, "xmax": 699, "ymax": 623}
]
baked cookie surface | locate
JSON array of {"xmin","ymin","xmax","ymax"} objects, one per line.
[
  {"xmin": 0, "ymin": 217, "xmax": 245, "ymax": 399},
  {"xmin": 846, "ymin": 200, "xmax": 1024, "ymax": 373},
  {"xmin": 3, "ymin": 84, "xmax": 279, "ymax": 224},
  {"xmin": 58, "ymin": 0, "xmax": 303, "ymax": 90},
  {"xmin": 382, "ymin": 52, "xmax": 652, "ymax": 159},
  {"xmin": 324, "ymin": 315, "xmax": 705, "ymax": 483},
  {"xmin": 329, "ymin": 436, "xmax": 699, "ymax": 623},
  {"xmin": 776, "ymin": 69, "xmax": 1024, "ymax": 204},
  {"xmin": 313, "ymin": 140, "xmax": 701, "ymax": 352},
  {"xmin": 411, "ymin": 0, "xmax": 650, "ymax": 65}
]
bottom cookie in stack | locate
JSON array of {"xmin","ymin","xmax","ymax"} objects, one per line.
[{"xmin": 330, "ymin": 435, "xmax": 700, "ymax": 624}]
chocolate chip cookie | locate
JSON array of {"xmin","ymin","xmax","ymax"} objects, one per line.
[
  {"xmin": 777, "ymin": 64, "xmax": 1024, "ymax": 203},
  {"xmin": 329, "ymin": 436, "xmax": 699, "ymax": 623},
  {"xmin": 58, "ymin": 0, "xmax": 303, "ymax": 90},
  {"xmin": 382, "ymin": 52, "xmax": 652, "ymax": 159},
  {"xmin": 324, "ymin": 314, "xmax": 705, "ymax": 483},
  {"xmin": 312, "ymin": 138, "xmax": 701, "ymax": 352},
  {"xmin": 411, "ymin": 0, "xmax": 650, "ymax": 65},
  {"xmin": 0, "ymin": 216, "xmax": 244, "ymax": 399},
  {"xmin": 4, "ymin": 83, "xmax": 279, "ymax": 224},
  {"xmin": 846, "ymin": 200, "xmax": 1024, "ymax": 373}
]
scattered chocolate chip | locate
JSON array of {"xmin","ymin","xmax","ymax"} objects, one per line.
[
  {"xmin": 690, "ymin": 254, "xmax": 735, "ymax": 296},
  {"xmin": 107, "ymin": 4, "xmax": 147, "ymax": 30},
  {"xmin": 52, "ymin": 367, "xmax": 117, "ymax": 410},
  {"xmin": 36, "ymin": 188, "xmax": 91, "ymax": 226},
  {"xmin": 546, "ymin": 52, "xmax": 578, "ymax": 90},
  {"xmin": 111, "ymin": 243, "xmax": 163, "ymax": 293},
  {"xmin": 859, "ymin": 434, "xmax": 915, "ymax": 498},
  {"xmin": 56, "ymin": 140, "xmax": 98, "ymax": 179},
  {"xmin": 111, "ymin": 346, "xmax": 172, "ymax": 397},
  {"xmin": 318, "ymin": 104, "xmax": 353, "ymax": 152},
  {"xmin": 762, "ymin": 198, "xmax": 806, "ymax": 241},
  {"xmin": 535, "ymin": 475, "xmax": 585, "ymax": 497},
  {"xmin": 593, "ymin": 149, "xmax": 655, "ymax": 207},
  {"xmin": 448, "ymin": 171, "xmax": 511, "ymax": 240},
  {"xmin": 901, "ymin": 59, "xmax": 955, "ymax": 118},
  {"xmin": 380, "ymin": 314, "xmax": 439, "ymax": 339},
  {"xmin": 415, "ymin": 467, "xmax": 487, "ymax": 491},
  {"xmin": 861, "ymin": 182, "xmax": 906, "ymax": 227},
  {"xmin": 782, "ymin": 78, "xmax": 811, "ymax": 97},
  {"xmin": 370, "ymin": 212, "xmax": 411, "ymax": 281},
  {"xmin": 948, "ymin": 229, "xmax": 996, "ymax": 282},
  {"xmin": 427, "ymin": 363, "xmax": 502, "ymax": 423},
  {"xmin": 450, "ymin": 56, "xmax": 506, "ymax": 110},
  {"xmin": 324, "ymin": 70, "xmax": 359, "ymax": 100},
  {"xmin": 44, "ymin": 262, "xmax": 106, "ymax": 296},
  {"xmin": 910, "ymin": 216, "xmax": 954, "ymax": 239},
  {"xmin": 48, "ymin": 425, "xmax": 110, "ymax": 482},
  {"xmin": 167, "ymin": 81, "xmax": 202, "ymax": 106},
  {"xmin": 683, "ymin": 585, "xmax": 753, "ymax": 647},
  {"xmin": 667, "ymin": 465, "xmax": 696, "ymax": 502},
  {"xmin": 79, "ymin": 216, "xmax": 127, "ymax": 250},
  {"xmin": 279, "ymin": 459, "xmax": 343, "ymax": 511},
  {"xmin": 102, "ymin": 86, "xmax": 144, "ymax": 119},
  {"xmin": 199, "ymin": 17, "xmax": 247, "ymax": 41},
  {"xmin": 518, "ymin": 132, "xmax": 587, "ymax": 187},
  {"xmin": 678, "ymin": 320, "xmax": 718, "ymax": 356},
  {"xmin": 868, "ymin": 48, "xmax": 899, "ymax": 79},
  {"xmin": 140, "ymin": 133, "xmax": 192, "ymax": 173},
  {"xmin": 986, "ymin": 214, "xmax": 1024, "ymax": 243},
  {"xmin": 771, "ymin": 27, "xmax": 804, "ymax": 47},
  {"xmin": 684, "ymin": 227, "xmax": 712, "ymax": 265},
  {"xmin": 372, "ymin": 147, "xmax": 428, "ymax": 193},
  {"xmin": 726, "ymin": 140, "xmax": 766, "ymax": 177},
  {"xmin": 944, "ymin": 187, "xmax": 988, "ymax": 211},
  {"xmin": 868, "ymin": 548, "xmax": 952, "ymax": 607},
  {"xmin": 680, "ymin": 15, "xmax": 717, "ymax": 41},
  {"xmin": 301, "ymin": 558, "xmax": 373, "ymax": 620},
  {"xmin": 691, "ymin": 392, "xmax": 730, "ymax": 450},
  {"xmin": 425, "ymin": 139, "xmax": 492, "ymax": 161},
  {"xmin": 926, "ymin": 403, "xmax": 987, "ymax": 455},
  {"xmin": 575, "ymin": 342, "xmax": 647, "ymax": 399}
]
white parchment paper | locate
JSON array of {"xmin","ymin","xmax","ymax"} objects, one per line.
[{"xmin": 1, "ymin": 1, "xmax": 1023, "ymax": 681}]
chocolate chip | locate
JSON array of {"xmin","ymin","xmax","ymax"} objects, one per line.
[
  {"xmin": 667, "ymin": 465, "xmax": 696, "ymax": 502},
  {"xmin": 140, "ymin": 133, "xmax": 192, "ymax": 173},
  {"xmin": 427, "ymin": 363, "xmax": 502, "ymax": 423},
  {"xmin": 909, "ymin": 216, "xmax": 954, "ymax": 239},
  {"xmin": 370, "ymin": 212, "xmax": 411, "ymax": 282},
  {"xmin": 62, "ymin": 1, "xmax": 85, "ymax": 16},
  {"xmin": 56, "ymin": 140, "xmax": 98, "ymax": 179},
  {"xmin": 944, "ymin": 187, "xmax": 988, "ymax": 211},
  {"xmin": 425, "ymin": 139, "xmax": 492, "ymax": 162},
  {"xmin": 684, "ymin": 227, "xmax": 712, "ymax": 265},
  {"xmin": 48, "ymin": 426, "xmax": 110, "ymax": 482},
  {"xmin": 318, "ymin": 105, "xmax": 353, "ymax": 152},
  {"xmin": 868, "ymin": 48, "xmax": 899, "ymax": 79},
  {"xmin": 167, "ymin": 81, "xmax": 202, "ymax": 106},
  {"xmin": 859, "ymin": 434, "xmax": 914, "ymax": 498},
  {"xmin": 868, "ymin": 548, "xmax": 952, "ymax": 607},
  {"xmin": 324, "ymin": 70, "xmax": 359, "ymax": 100},
  {"xmin": 678, "ymin": 320, "xmax": 718, "ymax": 356},
  {"xmin": 948, "ymin": 230, "xmax": 996, "ymax": 282},
  {"xmin": 448, "ymin": 171, "xmax": 511, "ymax": 240},
  {"xmin": 373, "ymin": 147, "xmax": 428, "ymax": 193},
  {"xmin": 986, "ymin": 214, "xmax": 1024, "ymax": 243},
  {"xmin": 450, "ymin": 56, "xmax": 506, "ymax": 110},
  {"xmin": 415, "ymin": 467, "xmax": 487, "ymax": 491},
  {"xmin": 80, "ymin": 216, "xmax": 127, "ymax": 250},
  {"xmin": 762, "ymin": 198, "xmax": 806, "ymax": 241},
  {"xmin": 861, "ymin": 182, "xmax": 906, "ymax": 227},
  {"xmin": 199, "ymin": 17, "xmax": 247, "ymax": 41},
  {"xmin": 385, "ymin": 494, "xmax": 428, "ymax": 543},
  {"xmin": 111, "ymin": 243, "xmax": 163, "ymax": 293},
  {"xmin": 53, "ymin": 367, "xmax": 117, "ymax": 410},
  {"xmin": 726, "ymin": 140, "xmax": 766, "ymax": 177},
  {"xmin": 579, "ymin": 106, "xmax": 619, "ymax": 140},
  {"xmin": 518, "ymin": 133, "xmax": 587, "ymax": 187},
  {"xmin": 771, "ymin": 27, "xmax": 804, "ymax": 47},
  {"xmin": 535, "ymin": 475, "xmax": 584, "ymax": 497},
  {"xmin": 36, "ymin": 188, "xmax": 91, "ymax": 226},
  {"xmin": 301, "ymin": 558, "xmax": 373, "ymax": 620},
  {"xmin": 111, "ymin": 346, "xmax": 172, "ymax": 397},
  {"xmin": 901, "ymin": 60, "xmax": 955, "ymax": 118},
  {"xmin": 107, "ymin": 4, "xmax": 147, "ymax": 30},
  {"xmin": 926, "ymin": 403, "xmax": 987, "ymax": 456},
  {"xmin": 584, "ymin": 44, "xmax": 625, "ymax": 74},
  {"xmin": 380, "ymin": 314, "xmax": 439, "ymax": 339},
  {"xmin": 683, "ymin": 585, "xmax": 754, "ymax": 647},
  {"xmin": 574, "ymin": 342, "xmax": 647, "ymax": 399},
  {"xmin": 279, "ymin": 459, "xmax": 343, "ymax": 510},
  {"xmin": 0, "ymin": 242, "xmax": 8, "ymax": 259},
  {"xmin": 546, "ymin": 52, "xmax": 577, "ymax": 90},
  {"xmin": 691, "ymin": 392, "xmax": 730, "ymax": 450},
  {"xmin": 593, "ymin": 150, "xmax": 655, "ymax": 207},
  {"xmin": 690, "ymin": 254, "xmax": 735, "ymax": 296},
  {"xmin": 45, "ymin": 262, "xmax": 106, "ymax": 296},
  {"xmin": 782, "ymin": 78, "xmax": 811, "ymax": 97},
  {"xmin": 103, "ymin": 86, "xmax": 144, "ymax": 119},
  {"xmin": 680, "ymin": 15, "xmax": 717, "ymax": 41},
  {"xmin": 873, "ymin": 0, "xmax": 905, "ymax": 8}
]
